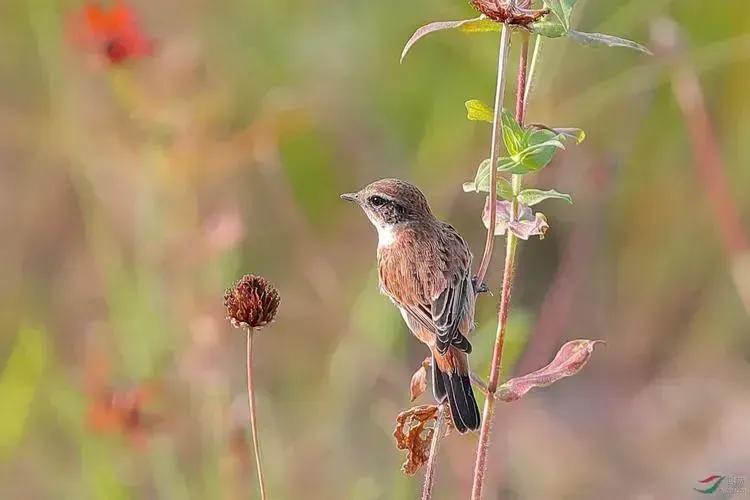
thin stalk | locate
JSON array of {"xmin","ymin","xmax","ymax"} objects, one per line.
[
  {"xmin": 420, "ymin": 404, "xmax": 447, "ymax": 500},
  {"xmin": 475, "ymin": 24, "xmax": 512, "ymax": 286},
  {"xmin": 471, "ymin": 30, "xmax": 531, "ymax": 500},
  {"xmin": 524, "ymin": 35, "xmax": 542, "ymax": 105},
  {"xmin": 246, "ymin": 329, "xmax": 267, "ymax": 500}
]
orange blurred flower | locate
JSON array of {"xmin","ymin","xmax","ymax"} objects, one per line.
[
  {"xmin": 69, "ymin": 1, "xmax": 154, "ymax": 65},
  {"xmin": 85, "ymin": 352, "xmax": 158, "ymax": 448}
]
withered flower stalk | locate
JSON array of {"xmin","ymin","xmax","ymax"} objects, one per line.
[
  {"xmin": 421, "ymin": 404, "xmax": 447, "ymax": 500},
  {"xmin": 225, "ymin": 274, "xmax": 281, "ymax": 500}
]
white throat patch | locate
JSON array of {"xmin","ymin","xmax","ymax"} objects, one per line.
[{"xmin": 376, "ymin": 223, "xmax": 396, "ymax": 248}]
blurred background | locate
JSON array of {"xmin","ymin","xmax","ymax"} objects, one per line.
[{"xmin": 1, "ymin": 0, "xmax": 749, "ymax": 498}]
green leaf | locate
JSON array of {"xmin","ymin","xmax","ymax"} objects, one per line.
[
  {"xmin": 531, "ymin": 0, "xmax": 577, "ymax": 38},
  {"xmin": 500, "ymin": 129, "xmax": 565, "ymax": 174},
  {"xmin": 530, "ymin": 20, "xmax": 567, "ymax": 38},
  {"xmin": 465, "ymin": 99, "xmax": 493, "ymax": 123},
  {"xmin": 569, "ymin": 30, "xmax": 653, "ymax": 55},
  {"xmin": 501, "ymin": 111, "xmax": 526, "ymax": 156},
  {"xmin": 458, "ymin": 17, "xmax": 501, "ymax": 33},
  {"xmin": 467, "ymin": 160, "xmax": 515, "ymax": 199},
  {"xmin": 517, "ymin": 188, "xmax": 573, "ymax": 206},
  {"xmin": 553, "ymin": 127, "xmax": 586, "ymax": 144},
  {"xmin": 545, "ymin": 0, "xmax": 577, "ymax": 31},
  {"xmin": 0, "ymin": 326, "xmax": 47, "ymax": 457}
]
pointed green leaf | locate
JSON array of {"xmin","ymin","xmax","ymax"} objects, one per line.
[
  {"xmin": 517, "ymin": 189, "xmax": 573, "ymax": 206},
  {"xmin": 468, "ymin": 160, "xmax": 516, "ymax": 199},
  {"xmin": 568, "ymin": 30, "xmax": 652, "ymax": 55},
  {"xmin": 513, "ymin": 130, "xmax": 565, "ymax": 173},
  {"xmin": 465, "ymin": 99, "xmax": 494, "ymax": 123},
  {"xmin": 501, "ymin": 111, "xmax": 526, "ymax": 156}
]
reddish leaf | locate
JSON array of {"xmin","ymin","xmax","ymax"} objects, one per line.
[
  {"xmin": 482, "ymin": 198, "xmax": 549, "ymax": 240},
  {"xmin": 497, "ymin": 339, "xmax": 604, "ymax": 402},
  {"xmin": 409, "ymin": 358, "xmax": 430, "ymax": 402},
  {"xmin": 401, "ymin": 17, "xmax": 484, "ymax": 62}
]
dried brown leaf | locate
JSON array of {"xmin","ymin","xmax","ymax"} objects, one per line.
[
  {"xmin": 409, "ymin": 358, "xmax": 430, "ymax": 402},
  {"xmin": 393, "ymin": 405, "xmax": 442, "ymax": 476},
  {"xmin": 497, "ymin": 339, "xmax": 604, "ymax": 402}
]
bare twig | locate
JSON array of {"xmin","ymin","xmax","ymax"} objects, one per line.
[
  {"xmin": 475, "ymin": 25, "xmax": 513, "ymax": 286},
  {"xmin": 420, "ymin": 404, "xmax": 447, "ymax": 500},
  {"xmin": 245, "ymin": 329, "xmax": 267, "ymax": 500},
  {"xmin": 471, "ymin": 30, "xmax": 531, "ymax": 500}
]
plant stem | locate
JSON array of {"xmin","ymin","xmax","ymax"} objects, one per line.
[
  {"xmin": 471, "ymin": 30, "xmax": 531, "ymax": 500},
  {"xmin": 246, "ymin": 329, "xmax": 267, "ymax": 500},
  {"xmin": 475, "ymin": 24, "xmax": 512, "ymax": 287},
  {"xmin": 420, "ymin": 404, "xmax": 447, "ymax": 500}
]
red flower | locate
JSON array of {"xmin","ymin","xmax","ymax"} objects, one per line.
[{"xmin": 69, "ymin": 1, "xmax": 154, "ymax": 65}]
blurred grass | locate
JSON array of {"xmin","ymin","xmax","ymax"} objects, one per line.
[{"xmin": 1, "ymin": 0, "xmax": 749, "ymax": 498}]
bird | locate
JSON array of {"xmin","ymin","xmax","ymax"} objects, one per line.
[{"xmin": 341, "ymin": 178, "xmax": 481, "ymax": 433}]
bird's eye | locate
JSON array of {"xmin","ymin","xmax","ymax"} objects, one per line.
[{"xmin": 369, "ymin": 195, "xmax": 387, "ymax": 207}]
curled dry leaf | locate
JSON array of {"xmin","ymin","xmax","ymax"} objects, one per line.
[
  {"xmin": 482, "ymin": 198, "xmax": 549, "ymax": 240},
  {"xmin": 409, "ymin": 358, "xmax": 431, "ymax": 402},
  {"xmin": 497, "ymin": 339, "xmax": 604, "ymax": 402},
  {"xmin": 393, "ymin": 404, "xmax": 452, "ymax": 476}
]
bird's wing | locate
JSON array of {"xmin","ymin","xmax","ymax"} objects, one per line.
[{"xmin": 400, "ymin": 223, "xmax": 474, "ymax": 355}]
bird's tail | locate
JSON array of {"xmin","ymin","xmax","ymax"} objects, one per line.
[{"xmin": 432, "ymin": 349, "xmax": 480, "ymax": 433}]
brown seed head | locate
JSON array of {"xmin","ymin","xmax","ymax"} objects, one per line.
[
  {"xmin": 224, "ymin": 275, "xmax": 280, "ymax": 330},
  {"xmin": 470, "ymin": 0, "xmax": 549, "ymax": 27}
]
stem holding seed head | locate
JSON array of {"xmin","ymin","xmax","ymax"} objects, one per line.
[
  {"xmin": 474, "ymin": 24, "xmax": 513, "ymax": 287},
  {"xmin": 471, "ymin": 29, "xmax": 531, "ymax": 500},
  {"xmin": 224, "ymin": 274, "xmax": 280, "ymax": 500}
]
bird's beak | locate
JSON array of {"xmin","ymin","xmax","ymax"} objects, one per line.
[{"xmin": 340, "ymin": 192, "xmax": 359, "ymax": 203}]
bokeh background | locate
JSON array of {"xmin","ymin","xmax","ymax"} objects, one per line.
[{"xmin": 2, "ymin": 0, "xmax": 749, "ymax": 498}]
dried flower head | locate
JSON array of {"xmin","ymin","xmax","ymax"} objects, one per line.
[
  {"xmin": 393, "ymin": 404, "xmax": 452, "ymax": 476},
  {"xmin": 224, "ymin": 275, "xmax": 280, "ymax": 330},
  {"xmin": 470, "ymin": 0, "xmax": 549, "ymax": 27}
]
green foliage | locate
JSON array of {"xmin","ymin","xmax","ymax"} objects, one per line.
[
  {"xmin": 0, "ymin": 326, "xmax": 47, "ymax": 457},
  {"xmin": 532, "ymin": 0, "xmax": 577, "ymax": 38},
  {"xmin": 517, "ymin": 188, "xmax": 573, "ymax": 206},
  {"xmin": 568, "ymin": 30, "xmax": 653, "ymax": 55},
  {"xmin": 458, "ymin": 17, "xmax": 501, "ymax": 34},
  {"xmin": 531, "ymin": 0, "xmax": 650, "ymax": 54},
  {"xmin": 463, "ymin": 100, "xmax": 584, "ymax": 191},
  {"xmin": 463, "ymin": 167, "xmax": 514, "ymax": 199},
  {"xmin": 465, "ymin": 99, "xmax": 493, "ymax": 123}
]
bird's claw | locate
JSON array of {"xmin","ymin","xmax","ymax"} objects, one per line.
[{"xmin": 472, "ymin": 276, "xmax": 489, "ymax": 294}]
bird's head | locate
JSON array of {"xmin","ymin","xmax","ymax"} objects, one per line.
[{"xmin": 340, "ymin": 178, "xmax": 434, "ymax": 244}]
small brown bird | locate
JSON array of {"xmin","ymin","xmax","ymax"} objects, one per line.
[{"xmin": 341, "ymin": 178, "xmax": 481, "ymax": 432}]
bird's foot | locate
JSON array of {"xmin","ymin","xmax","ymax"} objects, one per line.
[{"xmin": 472, "ymin": 276, "xmax": 489, "ymax": 294}]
